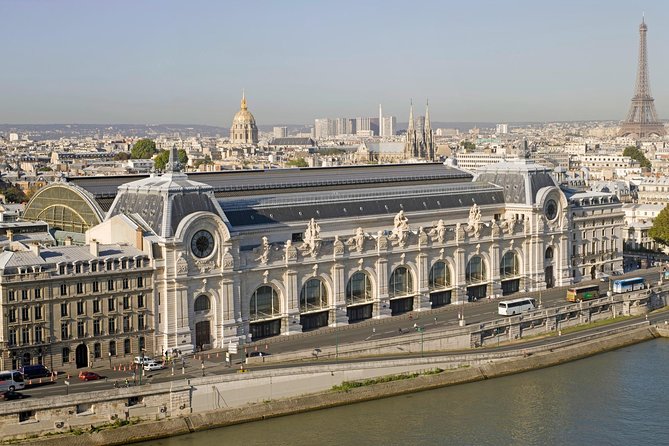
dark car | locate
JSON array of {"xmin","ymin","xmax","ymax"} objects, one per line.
[
  {"xmin": 20, "ymin": 364, "xmax": 51, "ymax": 380},
  {"xmin": 78, "ymin": 371, "xmax": 104, "ymax": 381},
  {"xmin": 0, "ymin": 391, "xmax": 25, "ymax": 401},
  {"xmin": 246, "ymin": 351, "xmax": 271, "ymax": 358}
]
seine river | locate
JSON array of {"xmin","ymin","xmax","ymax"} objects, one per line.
[{"xmin": 141, "ymin": 339, "xmax": 669, "ymax": 446}]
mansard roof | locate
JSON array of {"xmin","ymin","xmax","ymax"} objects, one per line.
[{"xmin": 220, "ymin": 182, "xmax": 505, "ymax": 228}]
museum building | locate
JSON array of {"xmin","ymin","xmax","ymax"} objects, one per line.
[{"xmin": 6, "ymin": 154, "xmax": 623, "ymax": 367}]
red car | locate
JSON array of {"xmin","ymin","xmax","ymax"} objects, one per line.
[{"xmin": 78, "ymin": 371, "xmax": 104, "ymax": 381}]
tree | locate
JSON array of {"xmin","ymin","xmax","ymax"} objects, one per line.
[
  {"xmin": 154, "ymin": 149, "xmax": 188, "ymax": 171},
  {"xmin": 193, "ymin": 155, "xmax": 213, "ymax": 168},
  {"xmin": 114, "ymin": 152, "xmax": 130, "ymax": 161},
  {"xmin": 460, "ymin": 141, "xmax": 476, "ymax": 152},
  {"xmin": 131, "ymin": 139, "xmax": 157, "ymax": 159},
  {"xmin": 0, "ymin": 186, "xmax": 27, "ymax": 203},
  {"xmin": 623, "ymin": 145, "xmax": 652, "ymax": 169},
  {"xmin": 649, "ymin": 204, "xmax": 669, "ymax": 247},
  {"xmin": 286, "ymin": 158, "xmax": 308, "ymax": 167}
]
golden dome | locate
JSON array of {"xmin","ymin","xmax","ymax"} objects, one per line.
[{"xmin": 232, "ymin": 91, "xmax": 256, "ymax": 127}]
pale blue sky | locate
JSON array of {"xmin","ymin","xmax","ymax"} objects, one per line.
[{"xmin": 1, "ymin": 0, "xmax": 667, "ymax": 125}]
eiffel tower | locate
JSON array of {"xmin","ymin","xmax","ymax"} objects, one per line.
[{"xmin": 618, "ymin": 18, "xmax": 666, "ymax": 138}]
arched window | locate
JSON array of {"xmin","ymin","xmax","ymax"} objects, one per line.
[
  {"xmin": 250, "ymin": 286, "xmax": 280, "ymax": 321},
  {"xmin": 346, "ymin": 272, "xmax": 372, "ymax": 305},
  {"xmin": 500, "ymin": 251, "xmax": 520, "ymax": 278},
  {"xmin": 299, "ymin": 279, "xmax": 328, "ymax": 312},
  {"xmin": 429, "ymin": 261, "xmax": 451, "ymax": 290},
  {"xmin": 194, "ymin": 295, "xmax": 211, "ymax": 312},
  {"xmin": 545, "ymin": 247, "xmax": 554, "ymax": 260},
  {"xmin": 389, "ymin": 266, "xmax": 413, "ymax": 298},
  {"xmin": 466, "ymin": 256, "xmax": 487, "ymax": 283}
]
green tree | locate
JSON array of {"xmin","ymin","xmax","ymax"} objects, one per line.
[
  {"xmin": 460, "ymin": 141, "xmax": 476, "ymax": 152},
  {"xmin": 114, "ymin": 152, "xmax": 130, "ymax": 161},
  {"xmin": 0, "ymin": 186, "xmax": 27, "ymax": 203},
  {"xmin": 286, "ymin": 158, "xmax": 308, "ymax": 167},
  {"xmin": 154, "ymin": 149, "xmax": 188, "ymax": 171},
  {"xmin": 193, "ymin": 155, "xmax": 213, "ymax": 168},
  {"xmin": 131, "ymin": 139, "xmax": 157, "ymax": 159},
  {"xmin": 623, "ymin": 145, "xmax": 652, "ymax": 169},
  {"xmin": 649, "ymin": 204, "xmax": 669, "ymax": 246}
]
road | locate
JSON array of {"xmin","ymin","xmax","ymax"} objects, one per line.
[{"xmin": 16, "ymin": 268, "xmax": 664, "ymax": 399}]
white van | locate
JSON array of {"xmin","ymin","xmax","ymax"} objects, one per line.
[{"xmin": 0, "ymin": 370, "xmax": 25, "ymax": 392}]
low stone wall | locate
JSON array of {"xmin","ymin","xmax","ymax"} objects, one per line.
[{"xmin": 10, "ymin": 321, "xmax": 663, "ymax": 446}]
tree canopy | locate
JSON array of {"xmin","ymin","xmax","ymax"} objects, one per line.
[
  {"xmin": 131, "ymin": 139, "xmax": 157, "ymax": 159},
  {"xmin": 460, "ymin": 141, "xmax": 476, "ymax": 152},
  {"xmin": 623, "ymin": 145, "xmax": 652, "ymax": 169},
  {"xmin": 0, "ymin": 185, "xmax": 28, "ymax": 203},
  {"xmin": 154, "ymin": 149, "xmax": 188, "ymax": 171},
  {"xmin": 114, "ymin": 152, "xmax": 131, "ymax": 161},
  {"xmin": 649, "ymin": 204, "xmax": 669, "ymax": 247},
  {"xmin": 286, "ymin": 158, "xmax": 308, "ymax": 167}
]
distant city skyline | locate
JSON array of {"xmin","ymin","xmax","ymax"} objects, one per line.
[{"xmin": 1, "ymin": 0, "xmax": 668, "ymax": 125}]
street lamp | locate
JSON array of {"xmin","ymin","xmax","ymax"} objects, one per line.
[
  {"xmin": 139, "ymin": 352, "xmax": 144, "ymax": 386},
  {"xmin": 416, "ymin": 326, "xmax": 424, "ymax": 358},
  {"xmin": 108, "ymin": 352, "xmax": 112, "ymax": 369}
]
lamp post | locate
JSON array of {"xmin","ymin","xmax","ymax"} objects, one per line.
[
  {"xmin": 139, "ymin": 352, "xmax": 144, "ymax": 386},
  {"xmin": 416, "ymin": 326, "xmax": 424, "ymax": 358},
  {"xmin": 108, "ymin": 352, "xmax": 112, "ymax": 369}
]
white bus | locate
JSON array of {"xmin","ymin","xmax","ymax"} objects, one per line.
[
  {"xmin": 0, "ymin": 370, "xmax": 25, "ymax": 392},
  {"xmin": 498, "ymin": 297, "xmax": 537, "ymax": 316}
]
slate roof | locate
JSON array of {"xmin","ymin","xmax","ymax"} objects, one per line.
[
  {"xmin": 220, "ymin": 182, "xmax": 504, "ymax": 228},
  {"xmin": 474, "ymin": 160, "xmax": 557, "ymax": 205},
  {"xmin": 0, "ymin": 243, "xmax": 144, "ymax": 270}
]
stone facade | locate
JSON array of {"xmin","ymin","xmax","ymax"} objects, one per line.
[{"xmin": 0, "ymin": 241, "xmax": 154, "ymax": 372}]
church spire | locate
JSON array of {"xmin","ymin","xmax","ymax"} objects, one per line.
[
  {"xmin": 241, "ymin": 89, "xmax": 247, "ymax": 110},
  {"xmin": 408, "ymin": 99, "xmax": 415, "ymax": 131},
  {"xmin": 424, "ymin": 99, "xmax": 431, "ymax": 130}
]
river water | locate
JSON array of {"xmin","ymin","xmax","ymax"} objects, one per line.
[{"xmin": 141, "ymin": 339, "xmax": 669, "ymax": 446}]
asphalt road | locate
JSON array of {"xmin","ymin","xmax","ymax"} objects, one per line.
[{"xmin": 15, "ymin": 268, "xmax": 664, "ymax": 399}]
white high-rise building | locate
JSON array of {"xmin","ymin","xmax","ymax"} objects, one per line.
[
  {"xmin": 496, "ymin": 124, "xmax": 509, "ymax": 134},
  {"xmin": 314, "ymin": 119, "xmax": 336, "ymax": 140},
  {"xmin": 382, "ymin": 116, "xmax": 396, "ymax": 137},
  {"xmin": 8, "ymin": 133, "xmax": 19, "ymax": 142},
  {"xmin": 273, "ymin": 126, "xmax": 288, "ymax": 139},
  {"xmin": 356, "ymin": 117, "xmax": 372, "ymax": 136}
]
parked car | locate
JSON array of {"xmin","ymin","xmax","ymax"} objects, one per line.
[
  {"xmin": 598, "ymin": 274, "xmax": 610, "ymax": 282},
  {"xmin": 78, "ymin": 371, "xmax": 104, "ymax": 381},
  {"xmin": 0, "ymin": 390, "xmax": 25, "ymax": 401},
  {"xmin": 143, "ymin": 361, "xmax": 165, "ymax": 371},
  {"xmin": 246, "ymin": 351, "xmax": 271, "ymax": 358},
  {"xmin": 133, "ymin": 356, "xmax": 153, "ymax": 365},
  {"xmin": 19, "ymin": 364, "xmax": 51, "ymax": 380}
]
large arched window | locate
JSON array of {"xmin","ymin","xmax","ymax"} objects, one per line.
[
  {"xmin": 429, "ymin": 261, "xmax": 451, "ymax": 290},
  {"xmin": 545, "ymin": 246, "xmax": 554, "ymax": 260},
  {"xmin": 300, "ymin": 279, "xmax": 328, "ymax": 312},
  {"xmin": 466, "ymin": 256, "xmax": 487, "ymax": 283},
  {"xmin": 346, "ymin": 272, "xmax": 372, "ymax": 305},
  {"xmin": 194, "ymin": 295, "xmax": 211, "ymax": 312},
  {"xmin": 250, "ymin": 286, "xmax": 280, "ymax": 321},
  {"xmin": 500, "ymin": 251, "xmax": 520, "ymax": 278},
  {"xmin": 389, "ymin": 266, "xmax": 413, "ymax": 298}
]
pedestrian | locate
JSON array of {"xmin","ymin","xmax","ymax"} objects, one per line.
[
  {"xmin": 124, "ymin": 378, "xmax": 129, "ymax": 387},
  {"xmin": 398, "ymin": 327, "xmax": 402, "ymax": 334}
]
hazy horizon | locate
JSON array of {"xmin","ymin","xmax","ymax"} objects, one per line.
[{"xmin": 1, "ymin": 0, "xmax": 667, "ymax": 126}]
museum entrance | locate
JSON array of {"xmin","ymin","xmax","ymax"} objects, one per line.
[
  {"xmin": 466, "ymin": 284, "xmax": 487, "ymax": 301},
  {"xmin": 250, "ymin": 319, "xmax": 281, "ymax": 340},
  {"xmin": 300, "ymin": 311, "xmax": 329, "ymax": 331},
  {"xmin": 75, "ymin": 344, "xmax": 88, "ymax": 369},
  {"xmin": 390, "ymin": 296, "xmax": 413, "ymax": 315},
  {"xmin": 195, "ymin": 321, "xmax": 211, "ymax": 350},
  {"xmin": 430, "ymin": 290, "xmax": 452, "ymax": 307},
  {"xmin": 501, "ymin": 279, "xmax": 520, "ymax": 296},
  {"xmin": 545, "ymin": 265, "xmax": 554, "ymax": 288},
  {"xmin": 347, "ymin": 303, "xmax": 373, "ymax": 323}
]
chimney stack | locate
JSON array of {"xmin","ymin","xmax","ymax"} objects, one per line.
[
  {"xmin": 135, "ymin": 227, "xmax": 143, "ymax": 251},
  {"xmin": 64, "ymin": 236, "xmax": 73, "ymax": 246},
  {"xmin": 30, "ymin": 242, "xmax": 40, "ymax": 257},
  {"xmin": 6, "ymin": 229, "xmax": 13, "ymax": 242},
  {"xmin": 90, "ymin": 239, "xmax": 99, "ymax": 257}
]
